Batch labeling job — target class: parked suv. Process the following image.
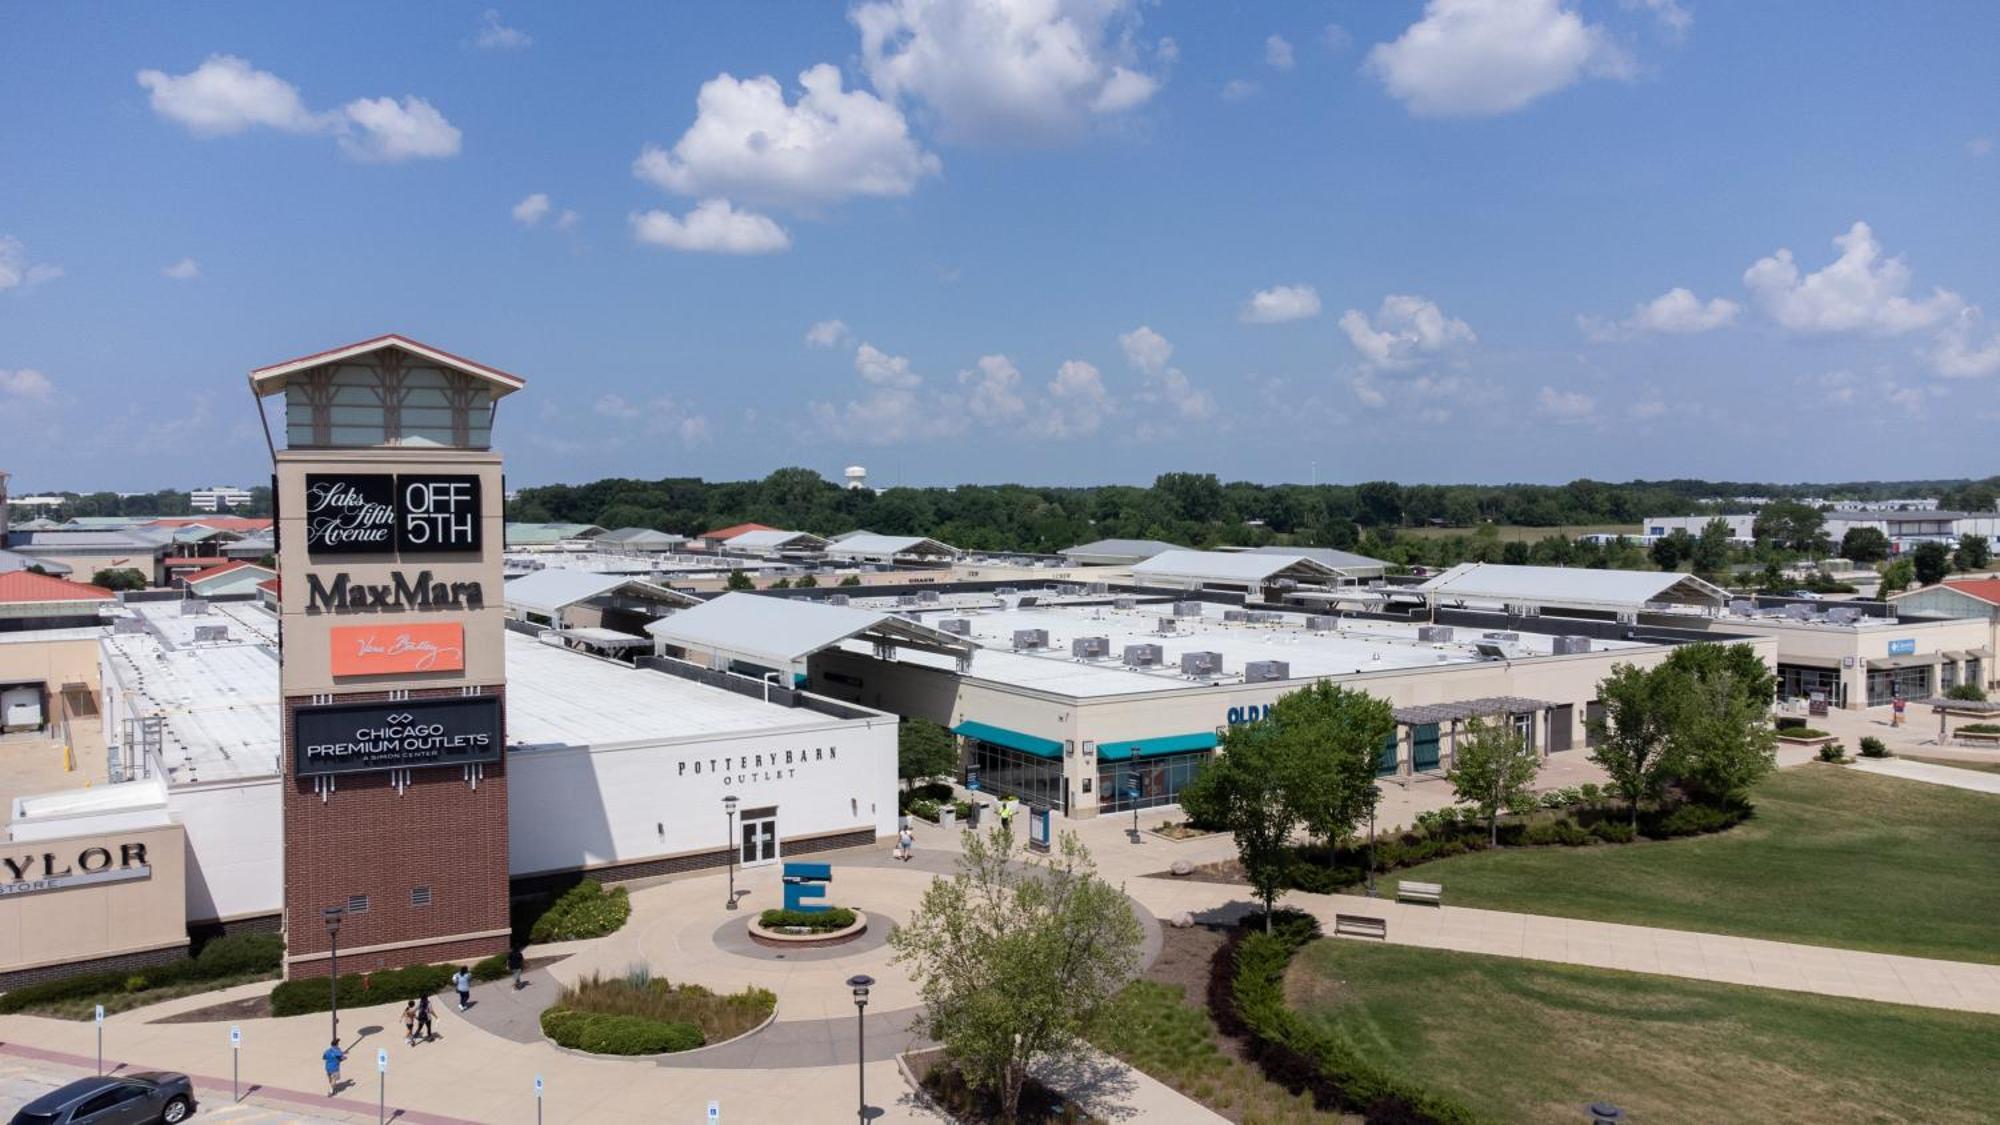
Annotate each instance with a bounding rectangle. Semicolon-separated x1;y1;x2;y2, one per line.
8;1072;196;1125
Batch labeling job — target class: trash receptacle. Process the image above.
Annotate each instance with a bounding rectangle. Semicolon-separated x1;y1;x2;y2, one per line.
967;800;983;829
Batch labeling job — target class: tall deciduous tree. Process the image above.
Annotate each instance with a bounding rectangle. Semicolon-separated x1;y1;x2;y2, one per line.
1690;518;1735;578
1260;681;1394;848
1446;717;1542;844
1587;663;1685;828
1878;557;1915;596
890;829;1142;1120
898;718;958;791
1668;670;1777;803
1912;541;1951;586
1178;721;1300;931
1841;526;1891;564
1955;533;1992;572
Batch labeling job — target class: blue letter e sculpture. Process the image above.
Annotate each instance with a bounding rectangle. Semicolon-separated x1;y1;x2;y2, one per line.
782;862;832;913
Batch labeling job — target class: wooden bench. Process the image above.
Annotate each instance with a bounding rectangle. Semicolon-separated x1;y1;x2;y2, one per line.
1956;730;2000;745
1333;913;1388;939
1396;880;1443;906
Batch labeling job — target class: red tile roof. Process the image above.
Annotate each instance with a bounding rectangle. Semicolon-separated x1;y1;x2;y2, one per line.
149;517;273;532
1942;578;2000;606
256;577;281;595
182;561;262;585
0;571;116;605
699;522;775;541
164;556;232;569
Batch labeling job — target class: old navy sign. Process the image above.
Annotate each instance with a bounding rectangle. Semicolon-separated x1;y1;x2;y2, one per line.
0;842;151;898
306;473;482;556
330;623;466;676
294;696;501;776
1226;704;1274;725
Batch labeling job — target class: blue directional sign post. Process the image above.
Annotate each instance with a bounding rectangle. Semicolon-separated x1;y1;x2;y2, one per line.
1126;771;1142;842
230;1026;241;1102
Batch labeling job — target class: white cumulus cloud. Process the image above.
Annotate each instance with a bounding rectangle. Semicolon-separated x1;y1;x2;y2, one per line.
1339;294;1476;369
594;393;711;444
1118;325;1173;374
1116;325;1213;426
852;0;1165;144
1240;284;1321;324
0;368;54;400
960;355;1029;425
1931;308;2000;379
1580;286;1739;340
1034;359;1114;438
1221;79;1259;102
634;65;938;210
805;319;852;348
855;343;923;389
629;200;791;254
1265;35;1295;71
1743;221;1962;335
1366;0;1632;118
511;193;551;226
0;236;64;291
338;96;462;161
137;56;460;161
472;10;532;50
1535;385;1596;421
162;257;201;281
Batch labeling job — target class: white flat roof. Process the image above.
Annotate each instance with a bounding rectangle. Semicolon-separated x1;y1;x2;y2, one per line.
848;602;1649;699
1419;562;1729;610
1131;550;1339;584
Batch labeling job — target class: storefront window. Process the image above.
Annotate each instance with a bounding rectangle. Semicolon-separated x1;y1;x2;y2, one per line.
1778;664;1844;706
1866;665;1933;706
966;740;1064;811
1097;750;1213;814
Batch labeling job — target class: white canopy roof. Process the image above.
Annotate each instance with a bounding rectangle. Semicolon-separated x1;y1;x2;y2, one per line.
644;592;974;670
823;533;959;559
726;529;830;552
503;569;700;617
1417;562;1728;612
1130;549;1341;585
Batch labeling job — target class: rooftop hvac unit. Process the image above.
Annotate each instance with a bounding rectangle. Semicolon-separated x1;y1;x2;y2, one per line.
1249;610;1282;624
1418;625;1454;642
1274;578;1298;589
1180;651;1223;677
1123;643;1163;667
113;617;146;635
1223;609;1250;622
1784;604;1814;620
939;618;972;635
1012;629;1049;650
1728;599;1753;614
1087;582;1109;594
918;590;941;604
1827;607;1861;624
1113;596;1136;610
826;594;851;606
1071;636;1110;659
896;594;918;606
1244;659;1289;683
996;586;1017;595
1018;595;1040;607
193;624;229;643
1306;615;1339;631
1481;631;1520;642
180;599;210;616
1553;636;1593;655
1173;601;1203;617
1156;618;1178;634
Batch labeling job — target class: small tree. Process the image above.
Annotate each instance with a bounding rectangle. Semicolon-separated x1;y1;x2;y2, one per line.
1178;722;1298;932
838;574;862;587
794;573;819;588
1955;533;1992;572
1259;681;1394;848
1878;557;1915;596
1690;518;1734;578
1912;540;1950;586
1649;531;1688;571
768;577;792;589
898;718;958;790
1588;663;1684;828
1446;717;1541;844
90;567;148;591
891;829;1142;1120
1841;526;1891;565
724;570;755;591
1945;682;1988;702
1667;670;1777;803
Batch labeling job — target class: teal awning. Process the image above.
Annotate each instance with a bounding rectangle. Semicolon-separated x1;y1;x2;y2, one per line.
953;720;1064;759
1096;731;1219;762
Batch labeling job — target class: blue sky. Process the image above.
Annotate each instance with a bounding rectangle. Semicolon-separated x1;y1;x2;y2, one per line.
2;1;1996;492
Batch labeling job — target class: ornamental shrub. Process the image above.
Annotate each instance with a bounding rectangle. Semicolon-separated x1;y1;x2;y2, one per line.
528;880;632;944
758;907;857;932
540;1007;704;1055
192;932;283;977
472;953;512;982
1644;802;1746;839
1858;736;1889;758
1588;820;1636;844
1817;743;1847;763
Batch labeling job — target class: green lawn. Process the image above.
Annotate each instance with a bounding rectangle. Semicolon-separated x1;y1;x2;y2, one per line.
1090;980;1332;1123
1901;754;2000;775
1386;764;2000;962
1287;940;2000;1125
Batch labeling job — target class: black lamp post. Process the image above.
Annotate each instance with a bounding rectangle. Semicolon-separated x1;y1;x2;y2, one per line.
322;905;345;1041
723;794;740;910
847;974;874;1123
1365;784;1382;898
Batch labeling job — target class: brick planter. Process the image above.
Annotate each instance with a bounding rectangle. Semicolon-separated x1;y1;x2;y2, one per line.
747;910;870;949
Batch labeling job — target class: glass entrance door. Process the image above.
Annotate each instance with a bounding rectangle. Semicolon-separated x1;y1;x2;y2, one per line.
739;810;778;866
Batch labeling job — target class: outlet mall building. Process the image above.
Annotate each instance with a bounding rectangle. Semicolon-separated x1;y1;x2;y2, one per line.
0;338;896;987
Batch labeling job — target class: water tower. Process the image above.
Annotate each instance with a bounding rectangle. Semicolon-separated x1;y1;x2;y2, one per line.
844;465;868;491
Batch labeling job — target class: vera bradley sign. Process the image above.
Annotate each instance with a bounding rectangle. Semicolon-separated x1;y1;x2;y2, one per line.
305;473;482;556
330;623;465;676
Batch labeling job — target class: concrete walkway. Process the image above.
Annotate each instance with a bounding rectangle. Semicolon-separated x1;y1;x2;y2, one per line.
1845;756;2000;795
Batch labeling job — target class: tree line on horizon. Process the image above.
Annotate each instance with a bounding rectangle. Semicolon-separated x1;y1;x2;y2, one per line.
505;468;2000;564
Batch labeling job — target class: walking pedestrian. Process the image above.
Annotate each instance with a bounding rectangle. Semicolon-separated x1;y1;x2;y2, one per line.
897;824;914;862
453;965;472;1011
322;1038;347;1096
415;993;435;1042
1892;693;1907;728
997;795;1017;834
508;947;525;991
401;1000;417;1046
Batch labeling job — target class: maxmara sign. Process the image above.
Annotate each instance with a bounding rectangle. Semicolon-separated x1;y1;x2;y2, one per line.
305;473;482;556
294;696;502;776
306;570;486;614
0;841;152;898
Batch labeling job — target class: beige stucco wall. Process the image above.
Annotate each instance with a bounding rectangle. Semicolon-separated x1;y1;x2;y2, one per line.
1718;616;1991;705
0;636;100;696
275;449;506;696
0;822;187;971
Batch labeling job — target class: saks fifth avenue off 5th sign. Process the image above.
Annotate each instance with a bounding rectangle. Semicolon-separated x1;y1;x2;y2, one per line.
294;696;502;776
305;473;483;556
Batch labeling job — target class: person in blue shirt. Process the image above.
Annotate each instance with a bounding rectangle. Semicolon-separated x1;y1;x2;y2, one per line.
323;1038;347;1095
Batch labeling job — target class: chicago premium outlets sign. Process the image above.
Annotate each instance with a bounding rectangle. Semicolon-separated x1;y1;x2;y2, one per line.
0;841;151;898
294;696;502;777
306;473;482;556
679;744;841;789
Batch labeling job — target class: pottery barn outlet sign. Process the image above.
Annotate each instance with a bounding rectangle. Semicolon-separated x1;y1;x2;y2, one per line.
306;473;483;556
293;696;502;776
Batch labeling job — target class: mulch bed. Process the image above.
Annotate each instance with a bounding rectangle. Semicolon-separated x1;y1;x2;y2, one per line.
150;956;567;1024
907;1047;1102;1124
